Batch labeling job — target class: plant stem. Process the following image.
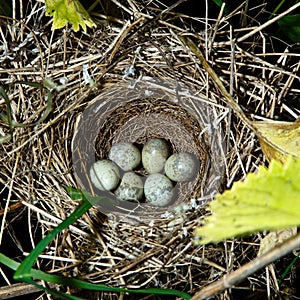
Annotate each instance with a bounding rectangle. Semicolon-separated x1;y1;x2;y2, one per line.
191;232;300;299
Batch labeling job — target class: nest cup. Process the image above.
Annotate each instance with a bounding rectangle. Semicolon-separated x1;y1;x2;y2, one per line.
72;78;224;222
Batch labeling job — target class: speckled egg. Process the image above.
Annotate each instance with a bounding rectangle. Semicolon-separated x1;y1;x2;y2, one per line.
89;159;120;191
114;172;143;202
165;152;199;182
108;142;141;171
142;138;170;174
144;174;174;206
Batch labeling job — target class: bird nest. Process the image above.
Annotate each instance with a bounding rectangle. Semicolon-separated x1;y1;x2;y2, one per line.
72;78;224;222
1;1;300;299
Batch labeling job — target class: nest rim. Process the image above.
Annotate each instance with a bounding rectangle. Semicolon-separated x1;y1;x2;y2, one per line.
71;78;226;223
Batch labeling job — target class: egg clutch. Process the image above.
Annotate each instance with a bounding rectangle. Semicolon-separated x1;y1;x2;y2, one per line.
89;138;200;207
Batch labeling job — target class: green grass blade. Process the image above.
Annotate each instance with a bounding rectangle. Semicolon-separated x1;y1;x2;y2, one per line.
20;277;86;300
1;253;191;299
0;113;29;127
65;186;87;200
0;134;12;143
13;199;92;280
278;252;300;286
268;0;286;20
9;187;192;299
0;253;92;300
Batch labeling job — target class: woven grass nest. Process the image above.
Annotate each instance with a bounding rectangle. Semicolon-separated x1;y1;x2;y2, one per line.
72;78;224;222
1;1;300;299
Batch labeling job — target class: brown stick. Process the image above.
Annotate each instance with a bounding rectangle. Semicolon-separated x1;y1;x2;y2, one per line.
237;2;300;43
178;36;255;131
178;35;288;155
179;35;300;299
0;282;56;299
190;232;300;299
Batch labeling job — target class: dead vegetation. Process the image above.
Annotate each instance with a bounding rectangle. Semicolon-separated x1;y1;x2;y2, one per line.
0;0;299;299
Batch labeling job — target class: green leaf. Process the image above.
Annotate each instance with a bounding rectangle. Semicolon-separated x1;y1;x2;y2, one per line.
210;0;229;15
195;157;300;244
45;0;96;32
66;186;119;209
278;14;300;42
65;186;86;201
211;0;224;7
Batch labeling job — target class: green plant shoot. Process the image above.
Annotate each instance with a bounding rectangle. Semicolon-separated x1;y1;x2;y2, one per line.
45;0;96;32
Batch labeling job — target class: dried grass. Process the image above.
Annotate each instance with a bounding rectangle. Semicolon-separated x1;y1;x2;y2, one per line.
0;0;299;299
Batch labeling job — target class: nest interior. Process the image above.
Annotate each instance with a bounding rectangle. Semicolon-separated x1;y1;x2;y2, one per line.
0;1;300;299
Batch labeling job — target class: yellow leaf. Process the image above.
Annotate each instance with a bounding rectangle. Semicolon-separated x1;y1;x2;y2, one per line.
45;0;96;32
195;157;300;244
253;119;300;163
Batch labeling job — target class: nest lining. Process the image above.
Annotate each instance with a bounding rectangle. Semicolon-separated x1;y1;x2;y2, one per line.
0;1;300;298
